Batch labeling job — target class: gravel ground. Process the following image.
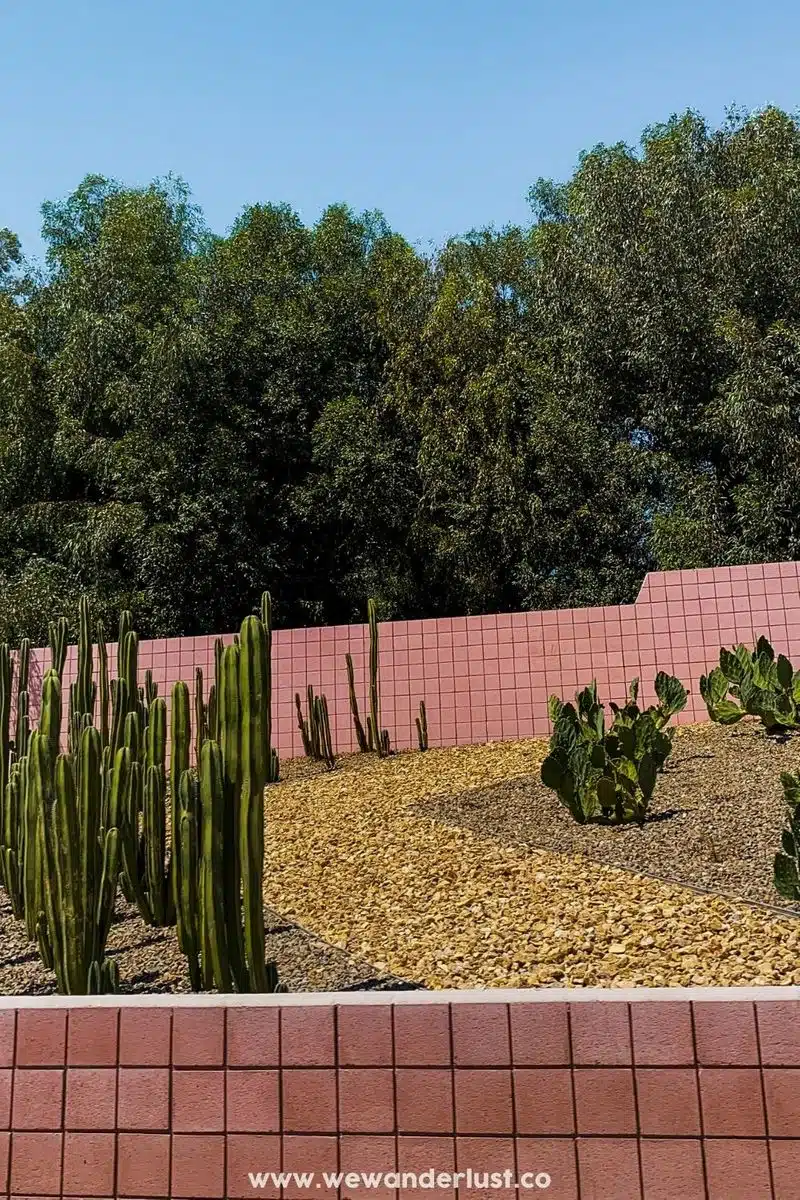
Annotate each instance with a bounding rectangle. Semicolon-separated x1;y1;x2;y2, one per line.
413;719;800;915
260;732;800;989
3;722;800;993
0;891;424;995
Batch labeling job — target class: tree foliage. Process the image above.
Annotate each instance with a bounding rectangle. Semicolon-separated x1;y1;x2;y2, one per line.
2;104;800;641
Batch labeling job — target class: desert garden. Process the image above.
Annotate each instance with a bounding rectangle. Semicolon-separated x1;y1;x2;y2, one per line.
2;587;800;996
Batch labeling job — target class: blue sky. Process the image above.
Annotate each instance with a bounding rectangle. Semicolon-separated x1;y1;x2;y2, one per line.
2;0;799;264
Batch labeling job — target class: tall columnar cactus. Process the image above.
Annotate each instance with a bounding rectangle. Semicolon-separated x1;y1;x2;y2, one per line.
68;596;96;755
174;768;201;989
416;700;429;751
48;617;68;679
32;726;126;994
366;599;391;757
239;615;272;992
170;681;191;940
345;653;369;752
260;592;280;783
194;667;206;768
96;622;110;748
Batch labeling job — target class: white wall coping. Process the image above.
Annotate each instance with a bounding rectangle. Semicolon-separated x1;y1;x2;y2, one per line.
1;986;798;1007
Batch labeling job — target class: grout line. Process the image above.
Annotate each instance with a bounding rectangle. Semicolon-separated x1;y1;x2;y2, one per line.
754;1004;777;1199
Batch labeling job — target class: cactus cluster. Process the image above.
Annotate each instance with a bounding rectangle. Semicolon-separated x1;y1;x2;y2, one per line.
0;590;286;996
295;686;335;769
700;637;800;734
541;674;687;826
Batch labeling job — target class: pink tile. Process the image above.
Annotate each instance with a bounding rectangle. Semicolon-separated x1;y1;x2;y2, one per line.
67;1009;118;1067
451;1005;510;1066
573;1068;636;1135
704;1139;772;1200
569;1004;631;1066
227;1007;280;1067
12;1068;64;1129
635;1068;700;1135
631;1002;695;1065
171;1132;225;1198
340;1135;397;1200
62;1131;115;1196
639;1139;705;1200
509;1004;570;1066
770;1139;800;1200
226;1069;280;1133
513;1069;573;1135
763;1068;800;1135
756;1001;800;1065
396;1069;453;1133
172;1068;225;1132
338;1069;395;1133
283;1134;339;1199
10;1131;63;1195
397;1136;456;1200
282;1069;337;1133
576;1138;641;1200
282;1007;335;1066
693;1002;759;1065
699;1068;765;1136
227;1134;281;1199
455;1136;516;1199
119;1008;172;1066
64;1068;116;1130
118;1067;170;1130
0;1011;14;1067
516;1138;578;1200
454;1070;513;1134
338;1005;393;1066
16;1010;67;1066
172;1008;224;1067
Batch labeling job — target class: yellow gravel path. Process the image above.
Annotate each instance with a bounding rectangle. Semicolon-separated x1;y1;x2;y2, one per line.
264;739;800;988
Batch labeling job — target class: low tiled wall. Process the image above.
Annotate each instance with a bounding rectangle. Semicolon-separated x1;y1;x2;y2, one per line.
0;990;798;1199
16;561;800;758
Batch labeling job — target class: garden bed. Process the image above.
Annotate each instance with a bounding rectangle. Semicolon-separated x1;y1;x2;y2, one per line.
4;721;800;993
413;719;800;915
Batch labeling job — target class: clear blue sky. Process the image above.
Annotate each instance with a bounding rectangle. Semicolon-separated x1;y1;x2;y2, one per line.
3;0;799;265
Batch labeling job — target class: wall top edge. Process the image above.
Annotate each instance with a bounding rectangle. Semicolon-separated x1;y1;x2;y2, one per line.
1;986;799;1008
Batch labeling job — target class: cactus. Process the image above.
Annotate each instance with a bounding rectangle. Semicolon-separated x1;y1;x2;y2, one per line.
175;768;201;989
295;687;335;769
775;771;800;901
541;674;686;826
239;615;272;991
701;636;800;734
367;599;391;757
31;726;125;994
48;617;68;679
345;653;369;752
169;681;191;942
194;667;206;767
416;700;429;751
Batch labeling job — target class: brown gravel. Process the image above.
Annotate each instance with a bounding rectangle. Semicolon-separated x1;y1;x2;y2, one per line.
413;719;800;916
0;891;424;995
4;722;800;993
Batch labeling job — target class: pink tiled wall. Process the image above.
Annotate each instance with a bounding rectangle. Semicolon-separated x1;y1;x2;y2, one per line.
16;561;800;758
0;995;798;1198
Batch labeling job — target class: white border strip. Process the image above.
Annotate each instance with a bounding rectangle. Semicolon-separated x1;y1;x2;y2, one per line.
1;986;799;1008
